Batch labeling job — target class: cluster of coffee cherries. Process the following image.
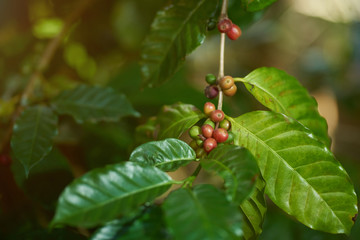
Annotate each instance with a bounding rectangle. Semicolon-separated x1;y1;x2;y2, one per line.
218;18;241;40
204;74;237;99
189;102;234;158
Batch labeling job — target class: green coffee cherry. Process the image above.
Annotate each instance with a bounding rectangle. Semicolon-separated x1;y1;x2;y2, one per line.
189;126;201;139
203;118;215;128
205;74;217;85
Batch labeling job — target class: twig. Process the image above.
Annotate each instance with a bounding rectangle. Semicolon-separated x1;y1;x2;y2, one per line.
0;0;97;154
217;0;228;111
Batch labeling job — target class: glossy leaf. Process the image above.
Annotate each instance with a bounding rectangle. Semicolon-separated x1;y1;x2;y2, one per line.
163;184;243;240
52;85;139;123
51;162;174;228
229;111;358;234
241;0;278;12
11;106;58;176
156;103;205;139
240;177;267;240
141;0;217;87
90;206;168;240
202;145;259;204
237;67;330;147
130;138;195;172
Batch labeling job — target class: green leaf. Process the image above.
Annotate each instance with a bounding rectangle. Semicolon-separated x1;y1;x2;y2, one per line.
130;138;195;172
51;162;174;228
90;205;168;240
240;177;267;240
11;106;58;176
52;85;139;123
156;103;205;139
135;116;157;145
241;0;278;12
202;145;259;204
163;184;243;240
237;67;330;147
229;111;358;234
141;0;218;87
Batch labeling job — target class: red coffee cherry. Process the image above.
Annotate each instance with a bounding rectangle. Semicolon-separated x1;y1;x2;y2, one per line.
219;76;234;90
0;154;12;167
204;85;219;99
219;119;231;130
201;124;214;138
226;24;242;40
217;18;232;33
204;102;216;116
210;109;225;122
203;138;217;153
223;84;237;97
213;128;229;143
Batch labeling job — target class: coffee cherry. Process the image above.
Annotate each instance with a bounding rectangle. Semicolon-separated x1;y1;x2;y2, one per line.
210;109;225;122
196;148;207;158
227;24;242;40
217;18;232;33
205;74;217;85
203;138;217;153
204;85;219;99
219;76;234;90
204;118;215;128
219;119;231;130
201;124;214;138
196;139;204;147
225;132;235;143
189;126;201;139
213;128;228;143
204;102;215;116
0;154;12;167
207;18;217;31
189;140;198;150
223;84;237;97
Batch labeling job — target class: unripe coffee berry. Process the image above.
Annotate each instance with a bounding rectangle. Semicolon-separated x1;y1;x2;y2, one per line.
213;128;229;143
196;148;207;158
189;140;198;150
217;18;232;33
189;126;201;139
219;119;231;130
223;84;237;97
204;85;219;99
225;132;235;143
204;102;216;116
227;24;242;40
210;109;225;122
205;74;217;85
201;124;214;138
219;76;234;90
204;118;215;128
203;138;217;153
207;18;217;31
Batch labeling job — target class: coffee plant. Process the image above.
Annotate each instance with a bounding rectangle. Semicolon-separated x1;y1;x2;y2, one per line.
0;0;359;239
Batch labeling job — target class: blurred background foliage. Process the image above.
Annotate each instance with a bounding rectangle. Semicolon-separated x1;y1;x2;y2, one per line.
0;0;359;239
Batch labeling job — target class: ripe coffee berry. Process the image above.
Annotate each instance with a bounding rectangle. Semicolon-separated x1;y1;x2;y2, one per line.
219;119;231;130
204;85;219;99
227;24;242;40
223;84;237;97
217;18;232;33
205;74;217;85
210;109;225;122
201;124;214;138
219;76;234;90
204;102;216;116
203;138;217;153
213;128;229;143
189;126;201;139
0;155;12;167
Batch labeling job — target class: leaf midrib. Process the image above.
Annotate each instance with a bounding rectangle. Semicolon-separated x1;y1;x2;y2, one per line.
57;178;174;224
230;118;344;228
146;0;207;79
